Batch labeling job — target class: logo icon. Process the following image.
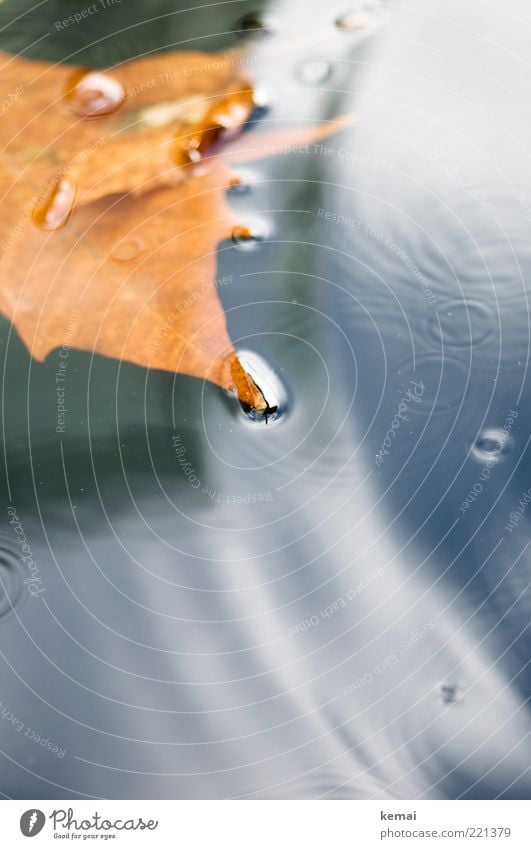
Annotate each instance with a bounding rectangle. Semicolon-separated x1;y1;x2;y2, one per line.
20;810;45;837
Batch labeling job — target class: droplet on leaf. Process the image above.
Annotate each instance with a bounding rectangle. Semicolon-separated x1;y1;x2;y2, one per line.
65;69;126;117
175;86;258;167
110;237;145;262
32;178;76;231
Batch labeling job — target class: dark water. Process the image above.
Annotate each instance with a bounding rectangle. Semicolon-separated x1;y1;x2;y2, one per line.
1;0;530;799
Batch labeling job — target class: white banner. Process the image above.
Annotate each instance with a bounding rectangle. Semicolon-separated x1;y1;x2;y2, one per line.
0;800;528;847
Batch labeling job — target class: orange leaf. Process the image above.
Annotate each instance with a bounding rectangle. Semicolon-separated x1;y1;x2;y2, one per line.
0;49;348;411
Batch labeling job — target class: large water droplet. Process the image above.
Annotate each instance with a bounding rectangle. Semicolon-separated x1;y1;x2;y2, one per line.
296;59;333;85
32;178;76;231
470;428;514;464
236;350;288;425
65;70;126;118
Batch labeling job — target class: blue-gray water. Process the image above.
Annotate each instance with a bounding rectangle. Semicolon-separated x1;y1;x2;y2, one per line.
0;0;530;799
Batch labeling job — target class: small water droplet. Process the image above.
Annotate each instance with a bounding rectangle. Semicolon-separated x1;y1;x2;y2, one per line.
228;171;255;195
236;350;288;425
32;178;76;231
470;428;513;464
250;86;271;114
231;220;268;250
297;59;333;85
110;236;145;262
335;2;385;31
65;69;126;118
335;9;371;30
440;683;463;705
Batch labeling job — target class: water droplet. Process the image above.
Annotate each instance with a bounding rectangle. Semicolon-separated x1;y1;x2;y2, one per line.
335;2;385;31
110;236;145;262
65;69;126;118
250;86;271;115
231;219;268;250
335;9;371;30
32;178;76;231
440;683;463;705
427;299;494;349
470;428;513;464
237;11;274;36
236;350;288;425
297;59;333;85
175;86;259;167
228;171;255;195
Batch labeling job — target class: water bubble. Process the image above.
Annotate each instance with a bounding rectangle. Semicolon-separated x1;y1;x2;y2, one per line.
470;428;513;464
231;220;269;250
32;178;76;231
65;70;126;118
236;350;288;425
110;236;145;262
296;59;333;86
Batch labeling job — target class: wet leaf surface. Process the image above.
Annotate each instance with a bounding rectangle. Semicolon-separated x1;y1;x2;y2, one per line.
0;49;345;410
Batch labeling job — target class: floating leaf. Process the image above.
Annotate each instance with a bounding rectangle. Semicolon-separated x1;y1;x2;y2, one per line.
0;49;348;409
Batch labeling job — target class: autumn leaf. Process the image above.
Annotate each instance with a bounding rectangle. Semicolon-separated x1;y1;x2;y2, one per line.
0;49;348;410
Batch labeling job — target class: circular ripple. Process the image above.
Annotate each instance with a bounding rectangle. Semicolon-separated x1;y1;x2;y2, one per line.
395;353;475;417
427;299;494;349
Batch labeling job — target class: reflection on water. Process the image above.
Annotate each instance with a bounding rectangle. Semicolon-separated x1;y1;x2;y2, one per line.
1;0;531;800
